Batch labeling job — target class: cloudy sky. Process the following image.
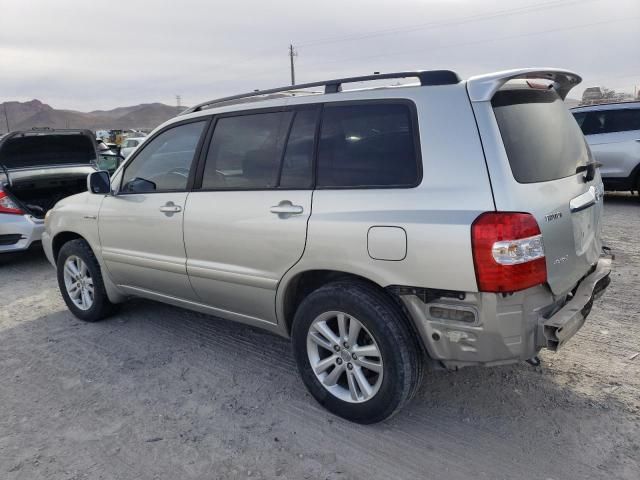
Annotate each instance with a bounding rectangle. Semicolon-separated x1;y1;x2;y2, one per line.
1;0;638;111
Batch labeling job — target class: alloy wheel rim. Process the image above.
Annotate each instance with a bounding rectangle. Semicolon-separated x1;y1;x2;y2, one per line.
307;311;383;403
63;256;94;311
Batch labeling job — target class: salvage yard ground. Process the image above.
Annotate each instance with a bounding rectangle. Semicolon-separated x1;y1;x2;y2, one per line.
1;194;639;480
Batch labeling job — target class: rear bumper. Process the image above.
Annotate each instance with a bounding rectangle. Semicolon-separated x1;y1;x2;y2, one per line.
539;257;611;350
399;256;612;369
0;213;44;253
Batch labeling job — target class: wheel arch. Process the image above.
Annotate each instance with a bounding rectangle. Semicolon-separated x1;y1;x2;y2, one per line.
278;269;427;354
51;230;127;304
52;231;84;262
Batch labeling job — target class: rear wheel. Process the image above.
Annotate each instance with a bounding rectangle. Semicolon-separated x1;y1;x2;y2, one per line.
291;281;423;423
57;239;114;322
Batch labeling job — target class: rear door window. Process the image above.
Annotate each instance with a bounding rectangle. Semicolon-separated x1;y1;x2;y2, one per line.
492;89;590;183
317;103;420;188
201;111;293;189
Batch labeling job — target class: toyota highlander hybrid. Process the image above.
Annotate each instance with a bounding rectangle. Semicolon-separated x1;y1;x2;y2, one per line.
42;68;612;423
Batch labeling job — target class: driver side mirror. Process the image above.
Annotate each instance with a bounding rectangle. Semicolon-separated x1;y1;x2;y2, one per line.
88;171;111;194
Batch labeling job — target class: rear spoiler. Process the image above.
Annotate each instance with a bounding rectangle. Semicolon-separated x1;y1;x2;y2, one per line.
467;68;582;102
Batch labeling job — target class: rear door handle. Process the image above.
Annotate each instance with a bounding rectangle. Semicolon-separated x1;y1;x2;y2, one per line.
159;202;182;214
270;200;303;217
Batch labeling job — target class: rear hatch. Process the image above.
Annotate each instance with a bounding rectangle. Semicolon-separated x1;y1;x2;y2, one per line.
0;129;97;175
0;130;98;217
486;85;603;295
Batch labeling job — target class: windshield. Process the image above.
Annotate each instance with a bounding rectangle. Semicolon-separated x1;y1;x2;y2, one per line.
0;133;97;168
492;89;590;184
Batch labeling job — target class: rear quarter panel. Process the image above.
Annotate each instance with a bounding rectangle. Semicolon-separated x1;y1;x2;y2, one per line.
277;84;495;321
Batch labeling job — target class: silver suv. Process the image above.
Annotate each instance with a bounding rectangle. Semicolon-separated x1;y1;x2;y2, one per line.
43;68;612;423
571;101;640;193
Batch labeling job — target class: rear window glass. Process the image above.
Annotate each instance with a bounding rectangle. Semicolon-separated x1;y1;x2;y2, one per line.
0;133;96;168
492;89;590;183
317;103;420;188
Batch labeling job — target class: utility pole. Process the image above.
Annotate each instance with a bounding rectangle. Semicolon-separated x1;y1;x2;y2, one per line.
176;94;182;114
3;103;10;133
289;44;297;86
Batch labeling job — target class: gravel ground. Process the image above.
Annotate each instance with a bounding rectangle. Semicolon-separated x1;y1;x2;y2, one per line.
0;194;639;480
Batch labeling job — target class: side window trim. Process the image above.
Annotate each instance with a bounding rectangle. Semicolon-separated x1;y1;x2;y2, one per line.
315;99;422;190
193;105;320;192
275;110;298;188
117;117;211;195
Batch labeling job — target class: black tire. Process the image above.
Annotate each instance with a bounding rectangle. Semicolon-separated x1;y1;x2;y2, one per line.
56;239;115;322
291;281;423;424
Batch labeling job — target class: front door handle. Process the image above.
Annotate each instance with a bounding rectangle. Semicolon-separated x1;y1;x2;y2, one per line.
270;200;303;217
159;201;182;214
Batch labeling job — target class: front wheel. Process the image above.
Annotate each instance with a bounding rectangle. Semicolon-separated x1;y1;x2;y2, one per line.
56;239;115;322
291;281;423;424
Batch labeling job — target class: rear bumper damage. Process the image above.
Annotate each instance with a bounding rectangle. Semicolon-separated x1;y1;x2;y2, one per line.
398;255;612;369
540;257;611;350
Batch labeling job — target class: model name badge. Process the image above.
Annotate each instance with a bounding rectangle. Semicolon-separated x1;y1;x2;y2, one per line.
545;212;563;222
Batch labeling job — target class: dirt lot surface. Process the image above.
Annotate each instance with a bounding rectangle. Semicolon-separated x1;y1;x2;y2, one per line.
1;194;639;480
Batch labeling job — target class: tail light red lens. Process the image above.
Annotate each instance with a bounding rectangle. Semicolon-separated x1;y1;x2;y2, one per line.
471;212;547;292
0;189;24;215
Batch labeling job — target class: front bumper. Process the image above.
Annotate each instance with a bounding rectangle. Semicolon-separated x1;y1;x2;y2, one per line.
399;256;612;369
42;231;55;266
0;213;45;253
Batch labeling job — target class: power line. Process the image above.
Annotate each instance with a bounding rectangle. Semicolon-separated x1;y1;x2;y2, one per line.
189;0;600;87
295;0;599;48
298;15;639;70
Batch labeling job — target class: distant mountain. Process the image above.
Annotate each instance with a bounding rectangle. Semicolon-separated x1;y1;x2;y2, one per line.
0;99;183;133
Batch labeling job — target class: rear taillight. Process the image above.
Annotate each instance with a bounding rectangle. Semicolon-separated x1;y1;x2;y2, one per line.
471;212;547;292
0;189;24;215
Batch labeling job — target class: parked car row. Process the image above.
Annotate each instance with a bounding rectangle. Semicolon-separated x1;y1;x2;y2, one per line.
40;68;612;423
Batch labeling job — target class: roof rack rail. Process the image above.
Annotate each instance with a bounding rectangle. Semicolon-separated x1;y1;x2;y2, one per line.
181;69;460;115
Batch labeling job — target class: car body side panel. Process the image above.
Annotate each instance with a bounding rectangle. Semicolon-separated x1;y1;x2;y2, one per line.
585;130;640;179
276;84;495;326
43;191;128;303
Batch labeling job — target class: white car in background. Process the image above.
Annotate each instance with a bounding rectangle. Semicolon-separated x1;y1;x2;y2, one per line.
120;137;147;159
572;101;640;193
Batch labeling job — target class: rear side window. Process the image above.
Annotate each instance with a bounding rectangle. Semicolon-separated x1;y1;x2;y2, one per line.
317;103;420;188
492;89;590;184
202;111;293;189
574;108;640;135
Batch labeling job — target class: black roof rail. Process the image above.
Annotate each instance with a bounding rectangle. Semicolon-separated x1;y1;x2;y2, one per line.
181;69;460;115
